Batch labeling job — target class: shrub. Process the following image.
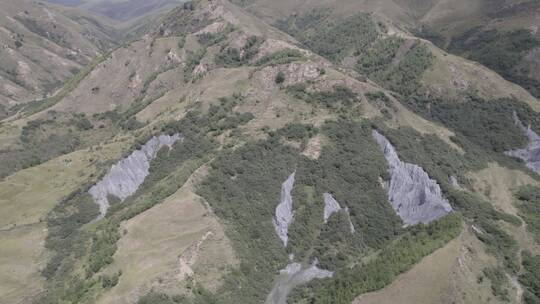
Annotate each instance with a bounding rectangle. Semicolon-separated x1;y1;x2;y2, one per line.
286;84;361;111
255;49;304;66
184;48;207;80
275;71;285;84
214;35;264;67
197;25;233;47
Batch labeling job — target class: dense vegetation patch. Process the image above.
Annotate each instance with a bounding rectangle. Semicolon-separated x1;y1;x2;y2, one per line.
412;25;446;48
449;27;538;68
286;118;520;303
190;120;463;303
405;22;540;99
275;9;434;98
520;251;540;304
275;10;380;62
481;267;511;302
357;40;434;97
515;185;540;243
137;286;218;304
197;25;234;47
255;49;305;66
214;35;264;67
288;214;462;303
198;134;299;303
285;84;361;112
356;37;404;75
228;0;256;6
288;121;401;266
275;123;318;149
449;28;540;98
42;189;99;280
476;220;519;272
0;111;119;179
402;94;540;156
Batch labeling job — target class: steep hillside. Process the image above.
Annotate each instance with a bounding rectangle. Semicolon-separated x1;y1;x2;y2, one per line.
415;0;540;99
47;0;186;22
238;0;540;99
1;1;540;304
82;0;185;22
0;0;119;113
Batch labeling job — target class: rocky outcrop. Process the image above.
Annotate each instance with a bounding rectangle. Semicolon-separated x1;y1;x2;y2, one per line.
323;193;342;223
266;261;333;304
372;130;453;225
504;112;540;175
273;172;295;247
255;62;322;92
89;134;183;218
323;193;355;233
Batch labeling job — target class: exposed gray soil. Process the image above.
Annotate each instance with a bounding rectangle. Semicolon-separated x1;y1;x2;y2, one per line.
372;130;453;225
505;111;540;175
265;262;333;304
273;172;296;247
89;134;183;217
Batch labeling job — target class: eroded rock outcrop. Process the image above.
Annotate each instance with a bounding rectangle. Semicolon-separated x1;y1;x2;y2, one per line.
268;179;335;304
504;112;540;175
89;134;183;217
323;193;355;233
323;193;342;223
344;207;356;233
266;261;333;304
273;172;295;247
372;130;453;225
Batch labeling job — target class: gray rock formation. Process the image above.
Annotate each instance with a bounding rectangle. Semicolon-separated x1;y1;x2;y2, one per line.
273;172;296;247
372;130;453;225
505;112;540;175
266;261;333;304
323;193;355;233
323;193;342;223
89;134;183;218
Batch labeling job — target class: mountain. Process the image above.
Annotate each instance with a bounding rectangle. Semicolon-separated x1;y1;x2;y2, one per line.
237;0;540;98
1;1;540;304
46;0;187;23
0;0;119;115
82;0;185;22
